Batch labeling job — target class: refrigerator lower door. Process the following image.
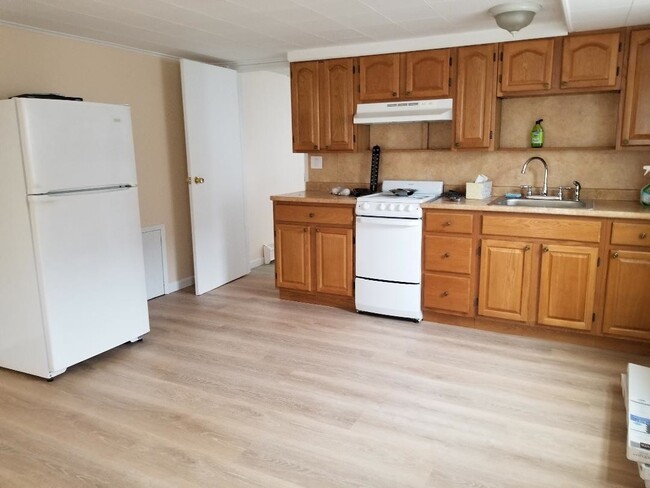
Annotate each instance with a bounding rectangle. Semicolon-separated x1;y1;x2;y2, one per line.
28;187;150;373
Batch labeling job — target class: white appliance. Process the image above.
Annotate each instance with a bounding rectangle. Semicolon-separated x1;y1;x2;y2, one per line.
355;180;444;321
353;99;453;124
0;98;150;379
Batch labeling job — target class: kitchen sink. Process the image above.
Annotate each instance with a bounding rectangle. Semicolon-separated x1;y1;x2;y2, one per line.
489;196;591;209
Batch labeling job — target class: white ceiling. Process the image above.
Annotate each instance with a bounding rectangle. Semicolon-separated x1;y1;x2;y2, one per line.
0;0;648;70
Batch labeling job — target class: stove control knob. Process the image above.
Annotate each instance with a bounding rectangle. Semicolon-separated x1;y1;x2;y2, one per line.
378;203;386;210
397;204;405;211
407;204;416;212
360;202;370;211
388;203;396;211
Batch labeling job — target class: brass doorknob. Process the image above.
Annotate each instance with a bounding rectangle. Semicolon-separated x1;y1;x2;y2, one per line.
194;176;205;184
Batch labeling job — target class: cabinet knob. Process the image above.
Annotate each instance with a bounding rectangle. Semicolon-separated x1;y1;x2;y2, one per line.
443;221;452;227
406;91;412;96
392;92;397;97
442;252;450;258
524;245;530;251
441;291;449;297
640;232;647;240
612;252;619;259
561;80;568;87
325;145;330;149
544;82;550;88
454;142;460;147
309;213;315;218
316;228;320;233
623;139;629;145
313;145;318;149
543;247;549;253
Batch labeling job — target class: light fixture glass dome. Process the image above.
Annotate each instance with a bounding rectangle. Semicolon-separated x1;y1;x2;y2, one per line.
488;2;542;34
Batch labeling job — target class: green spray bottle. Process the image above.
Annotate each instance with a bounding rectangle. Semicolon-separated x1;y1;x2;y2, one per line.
531;119;544;148
642;165;650;206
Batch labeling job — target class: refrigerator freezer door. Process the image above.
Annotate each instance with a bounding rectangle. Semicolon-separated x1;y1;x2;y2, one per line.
17;98;138;194
28;187;150;373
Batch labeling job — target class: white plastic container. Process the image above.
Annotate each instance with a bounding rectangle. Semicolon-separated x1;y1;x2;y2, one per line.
466;180;492;200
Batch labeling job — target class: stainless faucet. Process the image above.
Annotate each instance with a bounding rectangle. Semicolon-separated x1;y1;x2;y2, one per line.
521;156;549;196
573;180;581;202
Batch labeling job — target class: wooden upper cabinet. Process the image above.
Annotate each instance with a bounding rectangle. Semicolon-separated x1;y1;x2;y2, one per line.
290;61;320;151
359;54;400;102
454;44;497;149
359;49;451;102
319;58;355;151
403;49;451;99
561;32;621;89
621;29;650;147
500;39;554;93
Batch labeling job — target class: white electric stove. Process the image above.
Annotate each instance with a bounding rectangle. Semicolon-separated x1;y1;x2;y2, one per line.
355;180;444;321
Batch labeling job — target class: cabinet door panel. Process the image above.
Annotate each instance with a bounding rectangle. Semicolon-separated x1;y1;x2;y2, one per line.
603;250;650;340
621;29;650;146
320;58;355;151
454;44;496;149
291;62;320;152
500;39;554;93
478;239;532;322
538;244;598;330
403;49;450;99
315;227;353;296
359;54;400;102
561;32;620;89
275;224;311;291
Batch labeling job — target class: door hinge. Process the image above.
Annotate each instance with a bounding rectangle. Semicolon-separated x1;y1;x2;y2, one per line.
493;52;496;62
498;74;502;83
353;134;356;143
597;257;601;267
477;246;482;256
449;57;453;66
619;42;623;52
500;52;503;62
357;85;360;93
353;236;356;245
352;65;356;74
489;130;493;140
592;313;596;322
616;66;620;77
474;297;479;306
448;78;452;87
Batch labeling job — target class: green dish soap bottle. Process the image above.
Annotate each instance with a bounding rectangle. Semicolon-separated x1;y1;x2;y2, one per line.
531;119;544;148
642;165;650;206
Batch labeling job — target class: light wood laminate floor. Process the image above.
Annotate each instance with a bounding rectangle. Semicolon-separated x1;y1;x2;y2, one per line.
1;265;649;487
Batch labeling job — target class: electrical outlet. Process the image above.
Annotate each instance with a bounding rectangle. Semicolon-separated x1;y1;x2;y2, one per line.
310;156;323;169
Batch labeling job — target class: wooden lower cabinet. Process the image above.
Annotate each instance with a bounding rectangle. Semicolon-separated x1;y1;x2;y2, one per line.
423;273;472;315
275;223;311;291
538;244;598;330
274;203;354;307
603;250;650;340
478;239;533;322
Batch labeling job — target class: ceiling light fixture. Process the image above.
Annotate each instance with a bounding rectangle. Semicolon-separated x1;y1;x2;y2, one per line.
488;2;542;35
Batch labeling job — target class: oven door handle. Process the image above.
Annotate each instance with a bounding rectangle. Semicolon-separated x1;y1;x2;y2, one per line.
356;216;421;227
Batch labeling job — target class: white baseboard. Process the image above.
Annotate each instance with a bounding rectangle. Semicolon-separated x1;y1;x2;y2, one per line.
166;276;195;293
249;257;264;268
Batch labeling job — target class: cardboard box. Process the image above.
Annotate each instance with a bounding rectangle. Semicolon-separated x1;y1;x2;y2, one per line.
627;364;650;464
465;180;492;200
621;373;650;482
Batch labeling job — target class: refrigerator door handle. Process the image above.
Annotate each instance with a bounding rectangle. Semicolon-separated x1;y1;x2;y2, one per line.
28;185;134;199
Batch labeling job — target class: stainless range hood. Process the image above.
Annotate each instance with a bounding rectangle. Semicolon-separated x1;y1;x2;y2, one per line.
353;98;453;124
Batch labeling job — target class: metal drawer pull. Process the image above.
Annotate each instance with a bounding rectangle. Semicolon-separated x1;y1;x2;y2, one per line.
442;252;450;258
524;245;530;251
441;291;449;297
543;247;549;252
309;213;315;218
612;252;619;259
640;232;647;240
443;221;452;227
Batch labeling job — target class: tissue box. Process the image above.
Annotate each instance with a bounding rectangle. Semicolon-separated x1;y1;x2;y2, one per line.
465;180;492;200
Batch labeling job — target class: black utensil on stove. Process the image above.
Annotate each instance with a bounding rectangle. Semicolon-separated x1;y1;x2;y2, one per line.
369;145;380;193
390;188;416;197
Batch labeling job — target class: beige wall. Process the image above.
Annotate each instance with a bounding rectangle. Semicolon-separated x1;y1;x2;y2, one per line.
0;24;193;286
308;93;650;200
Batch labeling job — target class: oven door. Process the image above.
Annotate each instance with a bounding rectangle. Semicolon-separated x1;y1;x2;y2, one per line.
355;215;422;284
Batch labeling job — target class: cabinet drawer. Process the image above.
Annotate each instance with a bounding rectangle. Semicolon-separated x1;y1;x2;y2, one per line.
275;204;353;225
482;215;601;243
611;222;650;247
425;212;474;234
423;273;472;315
424;235;473;274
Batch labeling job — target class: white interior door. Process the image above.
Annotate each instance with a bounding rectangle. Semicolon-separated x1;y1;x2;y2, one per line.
180;59;250;295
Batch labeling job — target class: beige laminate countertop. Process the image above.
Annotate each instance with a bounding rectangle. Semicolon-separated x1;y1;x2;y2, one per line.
271;191;650;219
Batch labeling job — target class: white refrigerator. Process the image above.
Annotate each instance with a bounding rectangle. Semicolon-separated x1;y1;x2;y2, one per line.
0;98;150;380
